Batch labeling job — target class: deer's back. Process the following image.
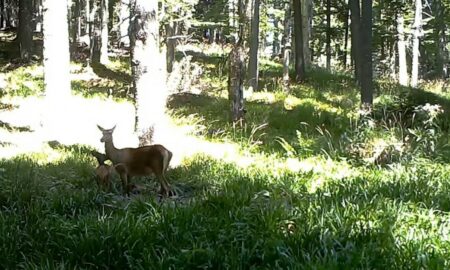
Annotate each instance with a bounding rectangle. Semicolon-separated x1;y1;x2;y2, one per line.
118;144;170;176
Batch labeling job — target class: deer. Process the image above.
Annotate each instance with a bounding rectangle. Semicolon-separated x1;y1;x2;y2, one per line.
97;125;173;197
91;150;113;191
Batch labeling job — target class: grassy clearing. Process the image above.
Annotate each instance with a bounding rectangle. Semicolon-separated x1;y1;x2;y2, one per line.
1;46;450;268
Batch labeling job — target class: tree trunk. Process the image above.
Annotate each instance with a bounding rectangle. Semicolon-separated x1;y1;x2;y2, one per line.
247;0;260;92
100;0;109;65
18;0;33;60
165;21;176;73
228;0;238;42
349;0;361;84
282;0;292;92
360;0;373;107
228;0;246;123
293;0;305;82
228;44;245;123
397;12;408;86
343;2;349;68
326;0;331;70
301;0;311;69
119;0;129;47
43;0;71;98
272;17;279;57
411;0;422;88
85;0;91;63
130;0;167;145
433;0;446;79
0;0;4;29
70;0;81;44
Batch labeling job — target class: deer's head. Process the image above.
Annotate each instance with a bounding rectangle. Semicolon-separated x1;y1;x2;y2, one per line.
97;125;116;143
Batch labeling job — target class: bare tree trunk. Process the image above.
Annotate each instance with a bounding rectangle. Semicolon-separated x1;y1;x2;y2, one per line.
293;0;305;82
165;21;176;73
343;1;350;68
247;0;260;92
301;0;311;69
0;0;5;29
18;0;33;60
43;0;71;99
85;0;91;65
70;0;81;44
282;0;292;92
349;0;362;84
411;0;422;88
89;0;99;65
433;0;446;79
228;0;238;42
228;0;246;123
119;0;129;47
130;0;167;145
397;12;408;86
360;0;373;107
272;17;279;56
389;41;396;80
229;44;245;123
100;0;109;65
326;0;331;70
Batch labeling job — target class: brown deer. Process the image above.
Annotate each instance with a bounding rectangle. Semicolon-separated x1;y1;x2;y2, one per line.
91;150;113;191
97;125;173;196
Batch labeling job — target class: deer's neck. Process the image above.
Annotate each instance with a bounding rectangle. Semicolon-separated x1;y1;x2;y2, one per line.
104;140;122;164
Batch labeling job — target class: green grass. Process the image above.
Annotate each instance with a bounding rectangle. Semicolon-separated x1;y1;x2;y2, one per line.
2;45;450;268
1;149;450;268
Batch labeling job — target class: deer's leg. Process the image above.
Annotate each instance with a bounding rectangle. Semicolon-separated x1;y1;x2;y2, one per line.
115;164;130;195
155;172;170;197
106;175;111;192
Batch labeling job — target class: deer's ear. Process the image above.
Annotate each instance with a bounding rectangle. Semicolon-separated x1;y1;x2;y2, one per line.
111;125;116;132
97;125;105;132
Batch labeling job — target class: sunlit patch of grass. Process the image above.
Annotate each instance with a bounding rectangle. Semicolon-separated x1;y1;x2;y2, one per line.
2;64;44;97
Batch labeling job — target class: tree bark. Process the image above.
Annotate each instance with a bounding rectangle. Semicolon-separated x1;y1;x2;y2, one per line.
43;0;71;99
228;44;245;123
247;0;260;92
349;0;361;84
282;0;292;92
100;0;109;65
85;0;91;65
397;12;408;86
165;21;176;73
228;0;238;42
69;0;80;44
18;0;33;60
433;0;446;79
326;0;331;70
272;17;279;57
293;0;305;82
301;0;311;69
0;0;4;29
360;0;373;107
228;0;246;123
411;0;422;88
119;0;130;47
130;0;167;145
343;2;350;68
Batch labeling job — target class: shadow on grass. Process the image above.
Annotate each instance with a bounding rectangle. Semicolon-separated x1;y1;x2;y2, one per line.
0;120;33;132
168;90;353;155
91;62;132;84
0;31;43;72
0;153;449;268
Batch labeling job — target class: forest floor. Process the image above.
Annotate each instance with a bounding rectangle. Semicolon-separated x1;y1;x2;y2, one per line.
1;42;450;268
